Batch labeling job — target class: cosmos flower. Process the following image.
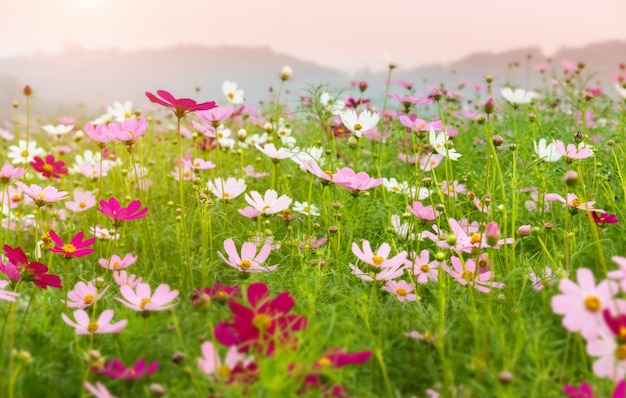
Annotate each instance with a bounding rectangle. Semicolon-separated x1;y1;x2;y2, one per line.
429;128;461;161
222;81;245;104
13;182;68;207
98;253;137;270
7;140;45;164
244;189;292;215
0;163;26;185
0;280;19;302
441;256;504;293
500;87;539;106
533;138;562;162
339;109;380;138
49;230;95;259
65;191;97;212
1;245;62;289
207;177;246;201
97;197;148;226
145;89;216;119
61;309;127;335
218;238;278;274
103;358;159;380
64;280;108;309
382;280;419;302
117;283;179;312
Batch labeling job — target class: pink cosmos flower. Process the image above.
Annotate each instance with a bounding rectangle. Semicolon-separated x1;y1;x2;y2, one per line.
332;167;382;194
564;380;626;398
0;280;19;302
238;206;261;219
382;280;420;302
441;256;504;293
348;263;405;283
117;283;179;312
84;381;116;398
65;191;97;212
14;181;68;207
103;358;159;379
97;197;148;226
84;123;114;145
256;143;292;163
64;280;108;309
404;330;437;344
551;268;622;341
207;177;247;201
99;253;137;270
529;267;558;291
440;180;466;198
146;89;216;119
407;250;439;283
587;332;626;381
198;341;253;377
61;309;127;335
49;230;96;259
398;114;443;135
524;191;550;213
196;105;236;128
351;240;407;269
170;163;195;181
182;158;216;171
218;238;278;274
561;60;578;72
407;201;440;222
0;163;26;185
554;140;594;161
113;270;142;289
108;118;148;147
244;189;292;215
301;161;334;184
607;256;626;293
243;165;269;179
545;193;604;213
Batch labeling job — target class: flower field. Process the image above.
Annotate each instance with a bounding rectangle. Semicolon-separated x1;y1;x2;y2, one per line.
1;61;626;397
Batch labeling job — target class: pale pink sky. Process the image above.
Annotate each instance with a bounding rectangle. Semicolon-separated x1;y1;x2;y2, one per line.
1;0;624;72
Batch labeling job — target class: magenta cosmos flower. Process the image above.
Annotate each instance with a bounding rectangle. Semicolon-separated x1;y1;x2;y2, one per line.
218;238;278;274
102;358;159;379
564;380;626;398
30;154;68;179
146;89;216;119
97;197;148;226
1;245;62;289
214;282;307;355
117;282;178;312
551;267;623;341
61;309;127;335
49;230;96;259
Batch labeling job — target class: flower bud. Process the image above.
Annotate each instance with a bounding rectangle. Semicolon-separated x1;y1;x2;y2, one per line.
280;66;293;81
172;352;185;364
544;222;553;231
517;225;532;236
422;177;432;187
12;101;19;109
149;384;166;396
498;371;514;384
485;75;494;83
23;85;33;96
528;112;536;122
348;136;358;148
431;88;443;101
564;170;578;186
358;80;368;92
485;222;501;246
475;114;486;124
573;131;584;143
328;226;338;234
492;135;504;147
445;234;457;246
237;129;247;141
435;252;446;262
483;97;495;114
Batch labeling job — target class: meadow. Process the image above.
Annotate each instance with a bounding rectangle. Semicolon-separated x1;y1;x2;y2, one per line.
1;60;626;398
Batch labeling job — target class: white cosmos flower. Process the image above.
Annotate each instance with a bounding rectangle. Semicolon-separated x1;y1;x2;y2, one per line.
533;138;562;162
293;201;320;216
222;81;245;104
501;87;539;106
320;92;345;115
339;109;379;138
382;178;408;194
7;140;45;164
288;146;326;170
43;124;74;138
107;101;134;122
429;128;461;161
615;83;626;100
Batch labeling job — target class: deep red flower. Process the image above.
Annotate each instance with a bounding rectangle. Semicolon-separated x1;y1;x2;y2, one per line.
344;97;370;109
214;282;307;355
314;348;372;368
588;211;618;227
193;283;240;304
48;230;95;259
30;154;68;179
97;197;148;226
145;90;217;119
1;245;62;289
102;358;158;379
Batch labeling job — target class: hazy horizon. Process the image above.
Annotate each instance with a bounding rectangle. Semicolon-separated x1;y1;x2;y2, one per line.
1;0;624;73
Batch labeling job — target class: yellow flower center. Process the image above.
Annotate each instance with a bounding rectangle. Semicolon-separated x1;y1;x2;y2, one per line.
417;122;426;130
43;164;54;173
112;261;120;269
227;92;234;100
87;322;99;332
38;193;46;200
620;327;626;339
12;194;21;202
571;198;583;207
462;270;474;282
317;357;332;367
140;298;152;309
372;255;384;266
392;186;400;191
62;244;77;254
223;192;230;198
323;171;333;180
79;201;86;208
20;150;29;158
616;344;626;360
218;364;231;378
470;233;481;244
420;264;430;272
252;313;272;330
261;205;271;212
217;291;229;298
353;123;362;131
396;288;407;296
83;294;94;305
448;186;455;192
584;295;601;312
239;260;252;270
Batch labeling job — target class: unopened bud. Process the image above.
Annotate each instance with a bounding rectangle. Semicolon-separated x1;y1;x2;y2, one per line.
237;129;247;141
431;88;443;101
23;85;33;96
492;135;504;147
573;131;584;143
280;65;293;81
564;170;578;186
528;112;536;122
475;114;486;124
485;75;494;83
518;225;532;236
328;226;338;234
148;384;166;396
544;222;553;230
348;136;358;148
172;352;185;364
498;371;514;384
422;177;432;187
484;98;495;114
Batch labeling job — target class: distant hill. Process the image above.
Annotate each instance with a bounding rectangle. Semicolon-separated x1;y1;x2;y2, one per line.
0;41;624;120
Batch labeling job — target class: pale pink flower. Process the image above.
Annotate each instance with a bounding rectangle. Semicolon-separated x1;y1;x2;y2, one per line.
238;206;261;219
0;163;26;184
90;225;120;240
207;177;246;201
348;263;404;283
113;270;142;289
551;268;622;341
561;60;578;72
99;254;137;270
65;191;97;212
440;180;466;198
607;256;626;293
441;256;504;293
84;123;114;145
407;201;440;222
404;330;437;344
351;240;407;269
407;250;439;283
198;341;252;377
196;105;236;128
524;191;550;213
419;153;443;171
84;381;116;398
171;163;195;181
256;143;292;163
217;238;278;273
529;267;558;291
244;189;292;215
554;140;594;161
301;161;334;184
182;158;216;171
61;309;127;335
587;332;626;381
333;167;382;193
117;283;179;312
383;280;419;302
14;182;68;207
0;280;19;302
64;281;108;309
243;165;268;179
107;118;148;147
545;193;604;213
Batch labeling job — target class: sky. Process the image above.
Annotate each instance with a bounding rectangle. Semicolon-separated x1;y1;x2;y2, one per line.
1;0;624;73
